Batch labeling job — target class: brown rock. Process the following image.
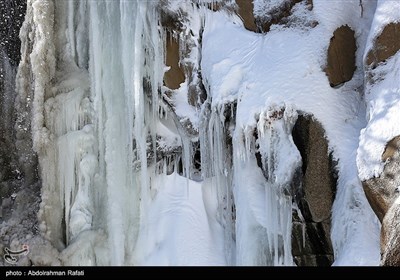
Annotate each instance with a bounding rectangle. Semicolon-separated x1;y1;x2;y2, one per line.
255;0;305;33
325;25;356;87
381;205;400;266
362;136;400;265
363;22;400;266
362;136;400;222
164;31;185;90
292;116;337;223
367;23;400;67
291;115;337;266
382;136;400;161
235;0;257;32
362;180;392;222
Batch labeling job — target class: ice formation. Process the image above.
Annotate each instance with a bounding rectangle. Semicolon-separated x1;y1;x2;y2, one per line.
3;0;390;266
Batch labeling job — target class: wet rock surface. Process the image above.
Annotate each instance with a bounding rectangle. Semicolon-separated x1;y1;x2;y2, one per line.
291;115;337;266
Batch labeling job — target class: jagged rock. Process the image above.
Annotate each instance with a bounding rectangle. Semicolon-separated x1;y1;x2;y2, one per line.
366;23;400;67
291;115;337;266
325;25;356;87
362;136;400;265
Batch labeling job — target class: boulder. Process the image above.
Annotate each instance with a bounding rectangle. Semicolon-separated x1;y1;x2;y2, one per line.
325;25;356;87
362;136;400;265
291;115;337;266
366;23;400;67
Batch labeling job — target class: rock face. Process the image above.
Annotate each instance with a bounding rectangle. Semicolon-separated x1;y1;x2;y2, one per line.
0;0;26;182
235;0;257;32
0;0;26;65
291;115;337;266
363;136;400;266
361;20;400;266
164;32;185;90
362;137;400;222
236;0;313;33
381;204;400;266
366;23;400;67
160;8;185;90
325;25;356;87
0;0;28;202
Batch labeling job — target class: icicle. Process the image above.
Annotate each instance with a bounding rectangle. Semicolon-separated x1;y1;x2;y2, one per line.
200;102;236;264
88;0;161;265
67;0;76;63
233;106;301;266
182;137;192;197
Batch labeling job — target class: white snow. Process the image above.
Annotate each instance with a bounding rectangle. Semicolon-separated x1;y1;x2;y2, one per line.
253;0;290;19
233;107;300;265
133;172;225;265
357;0;400;181
365;0;400;57
171;81;200;131
358;52;400;180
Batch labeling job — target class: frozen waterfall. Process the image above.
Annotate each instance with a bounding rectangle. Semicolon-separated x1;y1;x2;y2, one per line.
17;0;165;265
9;0;380;266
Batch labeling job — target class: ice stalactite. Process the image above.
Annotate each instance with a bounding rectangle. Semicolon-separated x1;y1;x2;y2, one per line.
82;0;163;265
15;0;96;254
89;1;137;265
16;0;60;249
233;106;301;265
199;102;236;264
199;94;301;265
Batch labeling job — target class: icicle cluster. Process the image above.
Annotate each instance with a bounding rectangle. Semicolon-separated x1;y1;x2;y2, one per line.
233;106;301;265
17;0;164;265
